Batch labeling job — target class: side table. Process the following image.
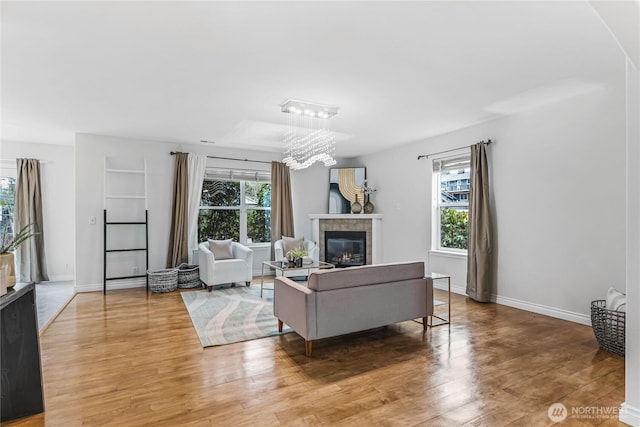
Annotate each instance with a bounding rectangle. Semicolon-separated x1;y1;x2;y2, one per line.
428;272;451;327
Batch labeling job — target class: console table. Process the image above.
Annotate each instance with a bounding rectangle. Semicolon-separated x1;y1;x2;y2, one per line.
1;282;45;422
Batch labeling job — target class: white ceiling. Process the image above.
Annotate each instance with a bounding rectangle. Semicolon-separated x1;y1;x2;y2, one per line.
0;1;625;158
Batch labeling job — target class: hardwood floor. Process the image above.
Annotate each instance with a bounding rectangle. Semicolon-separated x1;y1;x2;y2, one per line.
6;285;625;426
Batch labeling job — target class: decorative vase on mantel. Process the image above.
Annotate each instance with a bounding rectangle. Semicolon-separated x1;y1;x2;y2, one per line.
351;194;362;214
0;252;17;288
363;194;375;214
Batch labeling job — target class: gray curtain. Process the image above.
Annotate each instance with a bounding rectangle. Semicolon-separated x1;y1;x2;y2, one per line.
15;158;49;283
167;152;189;268
466;143;492;302
270;162;294;260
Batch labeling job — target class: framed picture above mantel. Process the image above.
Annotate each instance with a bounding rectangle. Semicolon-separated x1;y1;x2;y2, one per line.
328;167;365;214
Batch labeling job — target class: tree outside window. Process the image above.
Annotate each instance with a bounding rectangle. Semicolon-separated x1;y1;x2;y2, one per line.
199;179;271;245
0;177;16;239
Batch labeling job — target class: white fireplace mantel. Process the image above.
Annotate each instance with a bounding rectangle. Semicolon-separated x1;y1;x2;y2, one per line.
309;214;383;264
309;214;383;220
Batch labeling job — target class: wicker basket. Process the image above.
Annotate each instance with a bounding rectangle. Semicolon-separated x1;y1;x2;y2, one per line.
177;263;201;289
591;300;625;356
147;268;178;293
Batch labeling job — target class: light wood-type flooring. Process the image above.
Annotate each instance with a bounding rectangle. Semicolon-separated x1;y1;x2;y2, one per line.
6;284;625;426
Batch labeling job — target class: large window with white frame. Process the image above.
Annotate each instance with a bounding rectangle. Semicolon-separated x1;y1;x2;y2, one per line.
433;155;470;252
198;169;271;246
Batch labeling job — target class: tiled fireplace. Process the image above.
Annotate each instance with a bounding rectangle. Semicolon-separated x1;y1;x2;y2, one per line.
309;214;383;265
325;230;366;267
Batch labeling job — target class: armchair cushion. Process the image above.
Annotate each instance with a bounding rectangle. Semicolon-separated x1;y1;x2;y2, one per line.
208;239;234;260
281;236;304;254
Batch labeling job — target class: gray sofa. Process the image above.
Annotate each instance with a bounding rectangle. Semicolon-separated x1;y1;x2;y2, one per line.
274;261;433;356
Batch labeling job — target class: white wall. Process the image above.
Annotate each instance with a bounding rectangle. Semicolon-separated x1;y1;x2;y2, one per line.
0;141;75;281
358;68;627;324
75;134;281;292
623;58;640;427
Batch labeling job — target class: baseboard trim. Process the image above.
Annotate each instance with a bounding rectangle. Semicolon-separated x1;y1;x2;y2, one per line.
47;274;74;282
432;282;591;326
75;279;146;293
620;402;640;426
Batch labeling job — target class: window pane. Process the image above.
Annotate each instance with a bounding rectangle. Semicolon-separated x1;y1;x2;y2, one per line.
247;209;271;243
440;169;470;203
198;209;240;241
0;177;15;237
440;207;468;250
244;182;271;208
201;180;240;207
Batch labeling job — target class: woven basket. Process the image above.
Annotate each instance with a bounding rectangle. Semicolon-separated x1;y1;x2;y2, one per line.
177;263;201;289
591;300;625;356
147;268;178;293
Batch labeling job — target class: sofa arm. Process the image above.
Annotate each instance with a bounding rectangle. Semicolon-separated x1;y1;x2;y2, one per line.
274;277;316;340
232;242;253;262
425;276;434;316
198;243;215;286
274;240;285;261
306;241;319;263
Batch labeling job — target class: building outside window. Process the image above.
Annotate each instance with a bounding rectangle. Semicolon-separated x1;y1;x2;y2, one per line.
433;155;470;251
198;172;271;246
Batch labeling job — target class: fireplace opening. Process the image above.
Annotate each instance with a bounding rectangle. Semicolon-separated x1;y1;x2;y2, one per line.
325;231;366;268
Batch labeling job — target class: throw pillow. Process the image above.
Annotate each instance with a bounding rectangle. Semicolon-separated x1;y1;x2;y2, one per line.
208;239;234;260
605;287;626;312
282;235;304;254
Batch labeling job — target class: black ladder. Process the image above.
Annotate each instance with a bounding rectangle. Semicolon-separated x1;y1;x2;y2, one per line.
102;157;149;294
103;209;149;294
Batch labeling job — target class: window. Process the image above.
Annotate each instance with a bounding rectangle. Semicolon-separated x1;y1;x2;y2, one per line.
433;156;470;251
0;177;15;240
198;174;271;246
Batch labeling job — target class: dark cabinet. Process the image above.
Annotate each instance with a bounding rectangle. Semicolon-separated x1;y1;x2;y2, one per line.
1;282;45;422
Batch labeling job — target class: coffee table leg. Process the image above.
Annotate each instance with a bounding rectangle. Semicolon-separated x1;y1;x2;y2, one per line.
260;263;265;298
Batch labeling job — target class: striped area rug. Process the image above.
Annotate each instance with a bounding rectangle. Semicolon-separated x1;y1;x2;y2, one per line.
181;285;291;348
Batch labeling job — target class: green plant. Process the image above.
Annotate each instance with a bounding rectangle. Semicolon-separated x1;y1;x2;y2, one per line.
286;247;308;260
440;208;468;250
1;222;39;254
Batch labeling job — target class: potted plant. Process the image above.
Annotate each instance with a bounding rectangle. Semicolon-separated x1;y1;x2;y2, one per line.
1;222;39;289
287;247;308;268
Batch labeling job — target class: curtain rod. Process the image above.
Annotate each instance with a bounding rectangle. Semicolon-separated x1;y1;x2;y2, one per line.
0;158;51;164
416;139;492;160
169;152;272;165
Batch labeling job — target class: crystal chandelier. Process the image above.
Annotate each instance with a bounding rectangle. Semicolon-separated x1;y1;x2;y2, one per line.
281;99;338;170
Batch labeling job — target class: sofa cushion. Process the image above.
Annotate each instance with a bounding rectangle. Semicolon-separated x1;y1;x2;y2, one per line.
308;261;425;292
208;239;234;260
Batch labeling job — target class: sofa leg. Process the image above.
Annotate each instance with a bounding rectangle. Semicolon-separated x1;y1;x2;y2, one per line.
422;317;428;330
278;319;283;333
207;286;213;292
305;340;313;357
246;281;251;287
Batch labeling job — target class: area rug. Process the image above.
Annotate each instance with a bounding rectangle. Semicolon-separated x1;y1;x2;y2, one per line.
181;285;290;348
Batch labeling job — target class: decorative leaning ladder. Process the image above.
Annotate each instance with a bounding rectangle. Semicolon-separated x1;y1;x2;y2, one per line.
103;158;149;294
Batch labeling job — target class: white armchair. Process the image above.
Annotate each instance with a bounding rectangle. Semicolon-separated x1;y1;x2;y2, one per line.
198;241;253;291
273;238;319;278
